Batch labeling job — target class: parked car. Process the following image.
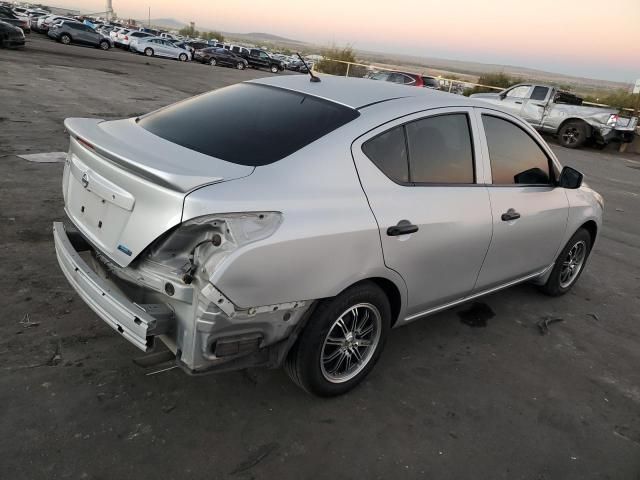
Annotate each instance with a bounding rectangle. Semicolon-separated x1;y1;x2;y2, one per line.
183;40;208;54
241;48;285;73
48;21;112;50
54;75;602;396
194;47;248;69
123;30;153;50
0;6;29;32
38;14;74;33
28;10;48;31
229;44;250;56
136;37;191;61
113;28;131;47
369;71;439;88
0;19;25;47
471;83;638;148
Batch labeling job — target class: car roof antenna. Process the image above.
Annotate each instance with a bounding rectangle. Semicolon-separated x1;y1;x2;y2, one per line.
297;53;320;83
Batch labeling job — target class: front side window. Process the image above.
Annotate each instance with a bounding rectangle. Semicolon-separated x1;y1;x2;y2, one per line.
406;114;474;184
506;85;530;98
482;115;551;185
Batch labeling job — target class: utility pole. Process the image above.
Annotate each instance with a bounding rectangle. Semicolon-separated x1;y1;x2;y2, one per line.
148;6;151;28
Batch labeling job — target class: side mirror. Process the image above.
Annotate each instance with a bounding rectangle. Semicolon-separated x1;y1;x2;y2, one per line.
499;92;507;100
558;166;583;189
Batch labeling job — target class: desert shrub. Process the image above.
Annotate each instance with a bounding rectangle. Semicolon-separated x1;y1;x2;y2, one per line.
315;45;360;76
464;72;521;96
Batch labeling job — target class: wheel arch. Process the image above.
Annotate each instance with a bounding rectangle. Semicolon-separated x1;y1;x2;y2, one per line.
557;118;593;137
340;277;405;328
580;220;598;247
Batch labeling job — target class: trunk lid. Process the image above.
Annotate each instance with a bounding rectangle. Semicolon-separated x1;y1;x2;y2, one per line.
63;118;253;267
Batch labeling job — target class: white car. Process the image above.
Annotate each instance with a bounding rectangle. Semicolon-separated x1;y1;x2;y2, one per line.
136;37;191;61
125;31;154;52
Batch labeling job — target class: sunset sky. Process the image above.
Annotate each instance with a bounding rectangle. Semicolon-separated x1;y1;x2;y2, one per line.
54;0;639;82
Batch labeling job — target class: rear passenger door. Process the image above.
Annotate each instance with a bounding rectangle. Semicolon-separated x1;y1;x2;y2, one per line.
352;108;493;318
473;109;568;291
520;86;551;126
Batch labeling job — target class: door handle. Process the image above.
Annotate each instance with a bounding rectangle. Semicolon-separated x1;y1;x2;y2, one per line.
514;101;523;104
501;209;521;221
387;220;419;236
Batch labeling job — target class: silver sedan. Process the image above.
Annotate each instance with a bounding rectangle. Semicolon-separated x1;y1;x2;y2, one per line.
135;37;191;61
53;75;603;396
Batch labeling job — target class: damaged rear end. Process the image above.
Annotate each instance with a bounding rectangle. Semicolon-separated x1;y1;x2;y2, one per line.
55;114;310;373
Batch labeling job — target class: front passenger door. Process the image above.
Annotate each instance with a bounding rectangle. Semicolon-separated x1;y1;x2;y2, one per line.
473;110;568;291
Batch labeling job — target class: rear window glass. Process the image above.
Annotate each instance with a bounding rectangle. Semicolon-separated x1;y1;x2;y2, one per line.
138;83;360;166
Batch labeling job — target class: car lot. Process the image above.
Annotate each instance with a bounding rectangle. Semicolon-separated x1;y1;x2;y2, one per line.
1;36;639;479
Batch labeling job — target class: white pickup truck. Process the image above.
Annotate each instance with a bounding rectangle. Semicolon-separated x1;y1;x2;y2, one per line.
471;83;637;149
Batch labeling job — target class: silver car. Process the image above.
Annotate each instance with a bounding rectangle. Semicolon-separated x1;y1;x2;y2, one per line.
53;76;603;396
135;37;191;61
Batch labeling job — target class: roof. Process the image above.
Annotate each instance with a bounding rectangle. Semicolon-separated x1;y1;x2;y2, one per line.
249;74;477;110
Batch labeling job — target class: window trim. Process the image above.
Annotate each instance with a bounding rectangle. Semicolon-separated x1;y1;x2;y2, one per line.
360;111;478;187
479;112;558;187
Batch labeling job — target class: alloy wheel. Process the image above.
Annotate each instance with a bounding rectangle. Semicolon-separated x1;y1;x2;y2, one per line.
562;127;580;146
320;303;381;383
559;240;587;288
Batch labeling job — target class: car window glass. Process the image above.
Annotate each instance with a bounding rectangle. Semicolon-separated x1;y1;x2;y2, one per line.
506;85;530;98
139;83;360;166
362;126;409;183
482;115;551;185
530;86;549;101
406;114;474;184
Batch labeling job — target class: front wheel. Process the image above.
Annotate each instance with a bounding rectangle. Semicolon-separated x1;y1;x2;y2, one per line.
144;47;153;57
179;53;188;62
558;121;588;149
284;282;390;396
99;40;110;50
270;64;279;73
208;57;216;66
60;34;71;45
236;62;245;70
540;228;592;296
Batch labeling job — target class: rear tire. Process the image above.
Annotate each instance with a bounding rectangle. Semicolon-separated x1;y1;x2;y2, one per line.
60;34;71;45
208;57;216;66
284;282;391;396
99;40;109;50
558;121;588;149
144;47;153;57
540;228;592;296
270;64;279;73
237;62;245;70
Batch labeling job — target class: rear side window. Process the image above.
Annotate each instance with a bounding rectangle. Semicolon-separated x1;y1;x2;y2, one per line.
530;86;549;101
138;83;360;166
406;114;474;183
362;127;408;183
482;115;551;185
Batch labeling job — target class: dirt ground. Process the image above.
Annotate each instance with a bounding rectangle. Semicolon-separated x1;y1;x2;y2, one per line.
1;36;639;480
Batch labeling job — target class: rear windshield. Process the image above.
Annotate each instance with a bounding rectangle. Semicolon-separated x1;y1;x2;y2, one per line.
138;83;360;166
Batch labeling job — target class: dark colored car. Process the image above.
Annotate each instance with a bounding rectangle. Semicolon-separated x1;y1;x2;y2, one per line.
48;21;112;50
0;6;30;33
241;48;285;73
194;47;248;70
287;59;310;73
0;19;25;47
369;71;440;88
